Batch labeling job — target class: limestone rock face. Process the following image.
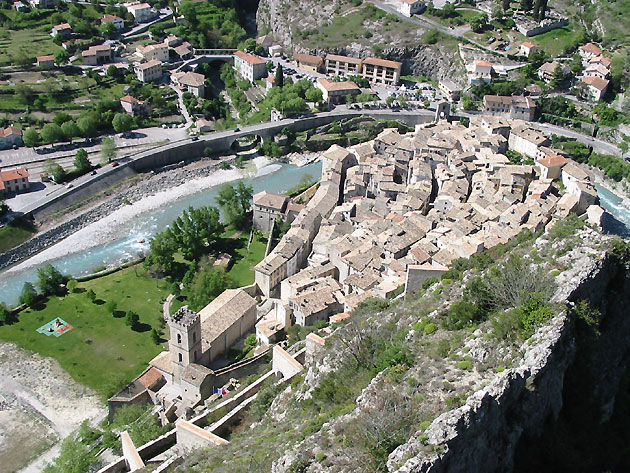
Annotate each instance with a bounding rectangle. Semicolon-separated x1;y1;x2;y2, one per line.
256;0;464;81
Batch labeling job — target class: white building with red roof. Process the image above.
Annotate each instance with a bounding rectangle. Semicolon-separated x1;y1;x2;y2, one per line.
0;167;29;194
233;50;267;82
101;14;125;30
0;127;22;150
466;59;493;85
580;76;609;101
397;0;424;17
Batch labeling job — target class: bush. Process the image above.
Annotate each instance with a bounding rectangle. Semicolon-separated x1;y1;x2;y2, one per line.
549;214;586;240
424;323;436;335
422;277;438;289
67;279;78;293
457;360;472;370
515;295;554;338
443;301;484;330
86;289;96;302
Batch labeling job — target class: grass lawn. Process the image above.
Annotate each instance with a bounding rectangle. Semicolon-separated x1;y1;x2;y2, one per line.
170;229;268;313
0;27;63;67
0;265;170;399
0;218;37;253
227;231;267;287
531;26;585;57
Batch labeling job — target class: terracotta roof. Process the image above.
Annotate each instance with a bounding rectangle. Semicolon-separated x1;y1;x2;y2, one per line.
127;2;151;10
580;42;602;56
177;71;205;87
330;312;350;323
521;41;535;48
120;94;139;103
537;155;567;168
363;57;402;69
253;190;287;209
317;78;360;92
589;55;611;67
582;75;609;91
137;59;162;70
473;59;492;67
256;35;274;45
1;167;29;181
54;22;71;30
325;54;362;65
199;289;257;345
234;50;266;65
37;55;54;62
173;44;192;56
400;0;422;4
1;127;22;137
101;14;122;22
294;53;323;66
137;367;164;389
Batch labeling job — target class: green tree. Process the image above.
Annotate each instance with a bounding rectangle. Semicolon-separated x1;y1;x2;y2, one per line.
61;120;80;142
550;63;565;89
274;64;284;88
78;114;99;137
112;113;133;133
37;263;65;295
86;289;96;302
145;231;177;274
67;279;78;293
502;0;511;11
42;433;100;473
166;206;223;260
105;299;117;315
520;0;532;11
125;310;139;328
22;128;40;148
470;14;488;33
74;149;91;173
19;282;38;307
40;123;65;144
53;164;66;184
54;49;70;66
100;137;116;163
215;181;254;229
151;328;161;344
15;84;35;105
188;267;229;311
305;87;323;103
100;21;117;37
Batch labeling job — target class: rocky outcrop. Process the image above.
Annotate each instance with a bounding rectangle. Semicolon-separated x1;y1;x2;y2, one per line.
388;246;630;473
256;0;463;80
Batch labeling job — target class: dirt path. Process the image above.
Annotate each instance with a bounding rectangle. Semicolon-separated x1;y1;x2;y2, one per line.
0;342;105;473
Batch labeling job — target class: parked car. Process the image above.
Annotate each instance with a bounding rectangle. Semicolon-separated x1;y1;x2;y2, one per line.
111;161;119;167
233;127;240;132
65;183;73;189
90;170;97;175
191;136;199;141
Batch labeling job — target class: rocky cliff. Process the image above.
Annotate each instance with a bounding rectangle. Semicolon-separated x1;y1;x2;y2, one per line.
256;0;464;80
174;229;630;473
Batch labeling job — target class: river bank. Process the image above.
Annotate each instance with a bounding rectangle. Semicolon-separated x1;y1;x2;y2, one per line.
0;154;271;272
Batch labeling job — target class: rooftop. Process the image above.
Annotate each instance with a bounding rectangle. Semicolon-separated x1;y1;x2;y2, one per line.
253;190;287;210
317;78;360;92
234;50;266;65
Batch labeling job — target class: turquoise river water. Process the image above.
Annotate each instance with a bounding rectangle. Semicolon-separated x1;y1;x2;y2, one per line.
0;163;627;306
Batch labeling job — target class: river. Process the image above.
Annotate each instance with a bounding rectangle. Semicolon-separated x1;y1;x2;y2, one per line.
0;160;322;306
0;163;628;306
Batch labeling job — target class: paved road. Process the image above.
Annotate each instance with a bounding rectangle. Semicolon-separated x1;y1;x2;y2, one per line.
0;127;188;171
5;107;624;218
168;85;193;127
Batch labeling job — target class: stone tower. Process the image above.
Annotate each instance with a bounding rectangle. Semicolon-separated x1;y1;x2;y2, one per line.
167;306;202;383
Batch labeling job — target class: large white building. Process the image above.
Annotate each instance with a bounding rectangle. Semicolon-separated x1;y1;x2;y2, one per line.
135;59;163;82
233;50;267;82
137;43;169;62
126;2;154;23
397;0;424;17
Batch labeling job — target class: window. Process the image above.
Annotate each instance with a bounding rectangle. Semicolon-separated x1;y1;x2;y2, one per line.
178;353;182;362
193;332;196;343
177;333;181;344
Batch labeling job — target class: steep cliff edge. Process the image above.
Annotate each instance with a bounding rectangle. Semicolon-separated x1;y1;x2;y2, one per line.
256;0;464;80
389;240;630;473
174;229;630;473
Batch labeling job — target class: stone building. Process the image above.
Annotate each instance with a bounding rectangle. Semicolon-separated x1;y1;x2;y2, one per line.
253;190;288;231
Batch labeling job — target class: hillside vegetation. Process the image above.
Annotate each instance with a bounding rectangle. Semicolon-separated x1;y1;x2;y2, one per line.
174;220;623;472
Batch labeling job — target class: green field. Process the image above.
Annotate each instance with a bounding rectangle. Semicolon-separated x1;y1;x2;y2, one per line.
0;218;37;253
0;266;169;399
531;26;586;57
0;26;63;67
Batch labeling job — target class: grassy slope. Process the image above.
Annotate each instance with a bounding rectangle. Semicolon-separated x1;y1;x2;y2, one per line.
0;266;169;399
0;219;37;253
